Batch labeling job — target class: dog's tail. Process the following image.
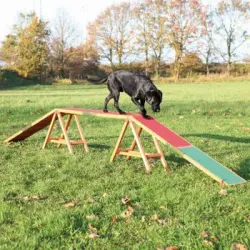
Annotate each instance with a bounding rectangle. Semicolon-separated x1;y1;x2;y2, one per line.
86;76;108;84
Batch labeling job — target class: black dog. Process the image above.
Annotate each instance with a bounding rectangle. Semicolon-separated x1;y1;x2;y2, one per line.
87;70;163;118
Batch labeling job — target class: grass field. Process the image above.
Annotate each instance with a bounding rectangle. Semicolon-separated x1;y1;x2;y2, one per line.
1;81;250;249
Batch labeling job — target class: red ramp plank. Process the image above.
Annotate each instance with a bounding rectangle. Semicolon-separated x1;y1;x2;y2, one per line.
5;109;57;143
131;115;191;148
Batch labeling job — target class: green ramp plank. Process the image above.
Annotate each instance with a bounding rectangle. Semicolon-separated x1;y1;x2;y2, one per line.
179;146;246;185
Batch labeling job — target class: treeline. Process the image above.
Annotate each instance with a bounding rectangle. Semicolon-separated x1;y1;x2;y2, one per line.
1;0;250;83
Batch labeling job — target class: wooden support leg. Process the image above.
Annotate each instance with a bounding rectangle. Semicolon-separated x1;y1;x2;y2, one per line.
42;113;57;149
110;120;129;162
58;114;72;148
127;126;143;160
57;112;73;154
152;136;169;171
129;121;151;174
74;115;89;152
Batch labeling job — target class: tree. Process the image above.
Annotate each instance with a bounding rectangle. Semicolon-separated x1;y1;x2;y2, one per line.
199;6;216;75
0;34;18;67
0;13;50;79
134;0;168;77
181;52;203;76
87;2;134;67
17;14;50;79
50;9;78;78
132;2;151;71
65;40;99;79
166;0;205;81
213;0;250;74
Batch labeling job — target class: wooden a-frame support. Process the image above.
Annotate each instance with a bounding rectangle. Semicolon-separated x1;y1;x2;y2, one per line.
42;111;167;173
110;120;168;173
42;111;89;154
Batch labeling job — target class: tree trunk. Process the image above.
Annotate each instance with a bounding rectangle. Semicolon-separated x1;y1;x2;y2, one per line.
174;48;182;82
206;57;210;76
118;55;122;65
154;58;161;79
144;44;149;75
174;58;181;82
227;60;231;75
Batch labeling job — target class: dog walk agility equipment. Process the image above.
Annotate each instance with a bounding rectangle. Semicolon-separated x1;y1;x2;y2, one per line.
5;108;246;186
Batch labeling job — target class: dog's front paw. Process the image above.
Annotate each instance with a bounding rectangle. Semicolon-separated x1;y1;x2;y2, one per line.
142;113;149;119
141;110;149;119
118;110;126;115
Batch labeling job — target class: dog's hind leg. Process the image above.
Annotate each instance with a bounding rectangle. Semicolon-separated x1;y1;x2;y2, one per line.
103;93;113;112
113;92;126;114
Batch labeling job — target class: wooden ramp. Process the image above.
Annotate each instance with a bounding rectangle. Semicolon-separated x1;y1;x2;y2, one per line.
131;115;246;186
5;108;246;185
5;109;58;142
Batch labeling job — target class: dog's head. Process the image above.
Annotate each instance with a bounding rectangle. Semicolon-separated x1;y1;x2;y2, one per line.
145;89;163;112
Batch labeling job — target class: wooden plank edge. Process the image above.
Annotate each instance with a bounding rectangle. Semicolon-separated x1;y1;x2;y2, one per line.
56;108;129;120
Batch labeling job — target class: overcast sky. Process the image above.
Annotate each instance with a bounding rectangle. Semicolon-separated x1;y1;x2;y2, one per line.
0;0;219;43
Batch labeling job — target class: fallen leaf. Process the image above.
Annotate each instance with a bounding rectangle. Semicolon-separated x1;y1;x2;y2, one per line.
121;206;134;218
219;189;227;196
120;211;131;218
158;219;168;226
86;215;99;220
112;216;118;223
203;240;213;247
201;230;210;239
63;201;78;208
210;236;217;242
121;195;131;205
141;216;146;222
88;233;99;239
159;205;168;210
151;214;159;220
87;196;95;203
88;224;97;233
127;206;134;212
23;195;41;201
231;243;247;250
242;127;250;133
166;246;179;250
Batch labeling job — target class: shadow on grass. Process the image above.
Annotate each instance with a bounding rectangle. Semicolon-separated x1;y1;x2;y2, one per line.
184;133;250;180
184;133;250;144
88;143;111;150
239;157;250;180
165;153;187;170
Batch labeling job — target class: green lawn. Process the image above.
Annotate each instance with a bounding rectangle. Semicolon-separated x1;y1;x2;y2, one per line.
0;82;250;249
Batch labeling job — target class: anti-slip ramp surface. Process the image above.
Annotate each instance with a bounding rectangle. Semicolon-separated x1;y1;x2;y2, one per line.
5;108;246;185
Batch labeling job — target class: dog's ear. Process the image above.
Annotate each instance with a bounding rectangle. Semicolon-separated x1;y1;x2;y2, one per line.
158;90;162;100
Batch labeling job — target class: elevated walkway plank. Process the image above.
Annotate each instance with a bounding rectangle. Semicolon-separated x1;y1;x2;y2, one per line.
4;108;246;185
